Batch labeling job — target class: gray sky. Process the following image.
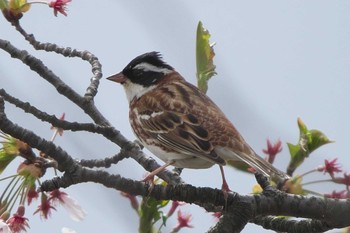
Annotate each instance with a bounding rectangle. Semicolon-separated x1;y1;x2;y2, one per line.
1;1;350;232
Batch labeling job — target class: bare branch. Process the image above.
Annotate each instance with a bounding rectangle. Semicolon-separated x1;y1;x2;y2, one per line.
208;211;249;233
0;97;77;173
251;216;331;233
37;165;350;232
0;38;107;125
11;21;102;99
79;151;128;168
0;88;111;134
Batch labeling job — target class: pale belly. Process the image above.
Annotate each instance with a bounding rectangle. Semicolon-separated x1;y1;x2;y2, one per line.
144;144;215;169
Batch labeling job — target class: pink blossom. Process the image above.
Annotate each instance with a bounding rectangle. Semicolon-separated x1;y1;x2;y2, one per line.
49;0;71;17
324;190;347;199
50;113;65;141
6;208;28;233
344;173;350;187
318;158;342;178
34;193;56;219
212;212;222;221
49;189;86;221
166;201;185;218
120;192;139;211
170;210;193;232
262;139;282;164
334;173;350;189
26;187;38;206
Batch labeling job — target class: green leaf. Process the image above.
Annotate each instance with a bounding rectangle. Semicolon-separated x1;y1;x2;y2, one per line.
307;129;333;153
8;0;30;14
286;143;305;175
0;0;8;10
287;143;300;160
196;21;217;93
161;214;168;227
298;118;333;154
0;150;16;174
2;135;19;155
287;118;333;175
9;0;25;9
138;197;170;233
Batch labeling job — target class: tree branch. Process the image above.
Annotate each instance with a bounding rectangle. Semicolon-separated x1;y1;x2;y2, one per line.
251;216;331;233
11;20;102;100
0;88;112;135
37;164;350;232
0;38;107;126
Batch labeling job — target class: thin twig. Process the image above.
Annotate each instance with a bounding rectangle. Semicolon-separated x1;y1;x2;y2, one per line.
0;88;114;136
11;20;102;100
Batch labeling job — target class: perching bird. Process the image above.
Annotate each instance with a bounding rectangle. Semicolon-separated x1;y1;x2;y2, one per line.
107;52;289;191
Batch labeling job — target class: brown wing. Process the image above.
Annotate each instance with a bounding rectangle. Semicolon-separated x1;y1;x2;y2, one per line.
129;73;246;165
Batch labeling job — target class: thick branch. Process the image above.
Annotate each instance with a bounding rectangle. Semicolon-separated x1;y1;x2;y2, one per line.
37;165;350;232
251;216;331;233
208;212;249;233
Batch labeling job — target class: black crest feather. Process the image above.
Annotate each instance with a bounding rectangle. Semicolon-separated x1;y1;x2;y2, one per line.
122;52;174;87
125;52;173;71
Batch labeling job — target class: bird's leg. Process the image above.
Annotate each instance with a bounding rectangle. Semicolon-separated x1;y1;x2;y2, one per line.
142;160;176;182
142;160;176;196
219;165;231;202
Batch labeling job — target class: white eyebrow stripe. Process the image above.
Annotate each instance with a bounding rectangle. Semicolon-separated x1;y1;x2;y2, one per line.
134;62;172;74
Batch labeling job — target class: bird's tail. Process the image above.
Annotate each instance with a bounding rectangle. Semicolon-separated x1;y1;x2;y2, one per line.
215;145;290;183
236;150;290;183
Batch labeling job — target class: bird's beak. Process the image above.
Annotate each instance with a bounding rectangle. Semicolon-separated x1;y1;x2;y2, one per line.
106;72;127;84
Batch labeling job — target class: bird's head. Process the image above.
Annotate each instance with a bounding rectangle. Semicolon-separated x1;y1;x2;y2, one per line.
107;52;174;102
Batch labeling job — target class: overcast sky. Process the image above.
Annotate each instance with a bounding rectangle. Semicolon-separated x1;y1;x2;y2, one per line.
1;1;350;232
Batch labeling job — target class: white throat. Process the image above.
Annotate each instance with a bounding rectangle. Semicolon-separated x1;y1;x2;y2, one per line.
122;80;156;103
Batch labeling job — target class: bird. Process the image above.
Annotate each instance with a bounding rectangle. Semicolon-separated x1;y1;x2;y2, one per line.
107;51;289;191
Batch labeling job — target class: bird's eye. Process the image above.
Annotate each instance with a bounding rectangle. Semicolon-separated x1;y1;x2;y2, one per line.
126;64;164;86
132;68;143;77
